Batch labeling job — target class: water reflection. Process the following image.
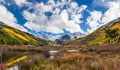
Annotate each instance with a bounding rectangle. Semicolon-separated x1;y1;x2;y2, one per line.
5;49;80;70
7;65;19;70
48;50;80;59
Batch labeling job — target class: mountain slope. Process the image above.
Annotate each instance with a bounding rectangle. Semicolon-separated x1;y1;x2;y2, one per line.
67;18;120;46
0;21;52;46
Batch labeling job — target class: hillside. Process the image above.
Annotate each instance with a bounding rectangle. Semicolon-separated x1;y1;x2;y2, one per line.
0;21;52;46
67;18;120;46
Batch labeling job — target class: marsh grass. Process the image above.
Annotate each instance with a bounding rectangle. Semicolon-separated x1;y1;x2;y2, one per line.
19;52;120;70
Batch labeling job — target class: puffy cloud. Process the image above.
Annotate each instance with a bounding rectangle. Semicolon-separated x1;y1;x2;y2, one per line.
102;1;120;23
0;5;27;32
23;0;87;34
92;0;118;8
87;0;120;33
2;0;119;35
23;11;83;34
87;10;102;33
45;15;65;33
92;0;109;8
14;0;27;6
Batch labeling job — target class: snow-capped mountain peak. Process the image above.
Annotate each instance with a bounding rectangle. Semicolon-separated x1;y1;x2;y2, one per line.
39;32;85;44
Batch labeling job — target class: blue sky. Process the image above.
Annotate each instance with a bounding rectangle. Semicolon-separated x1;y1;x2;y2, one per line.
0;0;120;36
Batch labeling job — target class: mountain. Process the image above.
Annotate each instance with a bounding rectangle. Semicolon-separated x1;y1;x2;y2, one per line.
66;18;120;46
55;32;85;44
39;34;60;42
39;32;85;44
0;21;52;46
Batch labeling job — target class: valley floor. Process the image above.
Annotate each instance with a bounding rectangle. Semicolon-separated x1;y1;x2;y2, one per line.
1;43;120;70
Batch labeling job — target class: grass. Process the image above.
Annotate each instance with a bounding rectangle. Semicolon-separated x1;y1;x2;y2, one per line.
58;52;85;63
1;43;120;70
19;52;120;70
66;21;120;46
6;55;27;67
18;43;120;70
0;24;53;46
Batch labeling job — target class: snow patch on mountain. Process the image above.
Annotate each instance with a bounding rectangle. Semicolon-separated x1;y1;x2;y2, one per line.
39;32;85;44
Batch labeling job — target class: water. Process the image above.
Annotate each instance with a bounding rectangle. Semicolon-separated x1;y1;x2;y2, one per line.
66;50;80;52
49;50;60;55
48;50;60;59
6;49;80;69
48;50;80;59
7;65;19;70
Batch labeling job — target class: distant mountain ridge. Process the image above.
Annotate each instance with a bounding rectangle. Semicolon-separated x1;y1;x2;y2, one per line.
39;34;59;42
0;21;52;46
39;32;85;44
66;17;120;46
55;32;85;44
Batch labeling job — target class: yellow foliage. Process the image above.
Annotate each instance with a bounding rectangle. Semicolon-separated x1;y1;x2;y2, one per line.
3;28;15;37
23;34;37;42
3;28;14;33
111;23;120;30
15;33;29;41
6;55;27;67
3;28;30;41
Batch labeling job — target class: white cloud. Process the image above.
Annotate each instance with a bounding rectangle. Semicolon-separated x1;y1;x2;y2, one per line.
87;0;120;33
102;1;120;23
45;15;65;33
23;10;37;21
14;0;27;6
34;3;52;13
60;10;68;23
92;0;118;8
23;0;87;34
1;0;120;35
0;5;27;32
24;14;65;34
92;0;109;8
23;11;83;34
87;10;102;33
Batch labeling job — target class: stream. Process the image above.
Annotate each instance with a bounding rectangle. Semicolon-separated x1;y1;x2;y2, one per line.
7;65;19;70
6;49;80;70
